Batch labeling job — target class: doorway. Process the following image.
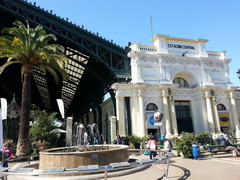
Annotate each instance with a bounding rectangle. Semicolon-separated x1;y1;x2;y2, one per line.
175;101;193;133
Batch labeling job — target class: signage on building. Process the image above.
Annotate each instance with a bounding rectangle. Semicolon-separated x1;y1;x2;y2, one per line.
154;110;163;122
146;113;157;129
219;112;230;127
168;43;195;50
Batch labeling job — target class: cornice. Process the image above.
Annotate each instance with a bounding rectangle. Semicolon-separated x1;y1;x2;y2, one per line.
128;51;158;60
151;34;209;44
128;50;230;67
174;87;199;94
227;85;240;92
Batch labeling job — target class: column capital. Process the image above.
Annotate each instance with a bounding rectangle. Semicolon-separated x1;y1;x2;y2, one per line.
204;90;212;98
115;91;124;98
138;89;144;97
110;116;117;122
229;91;236;99
162;89;168;97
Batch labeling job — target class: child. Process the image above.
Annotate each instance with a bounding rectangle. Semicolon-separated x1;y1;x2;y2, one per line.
1;143;14;167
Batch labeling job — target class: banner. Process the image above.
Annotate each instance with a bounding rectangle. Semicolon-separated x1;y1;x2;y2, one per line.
0;108;3;150
1;98;7;120
57;99;65;119
0;98;7;150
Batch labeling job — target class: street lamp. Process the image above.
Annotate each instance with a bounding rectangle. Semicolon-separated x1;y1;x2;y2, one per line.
237;69;240;80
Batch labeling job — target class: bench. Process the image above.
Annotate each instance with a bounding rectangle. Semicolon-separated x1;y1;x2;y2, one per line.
205;144;240;158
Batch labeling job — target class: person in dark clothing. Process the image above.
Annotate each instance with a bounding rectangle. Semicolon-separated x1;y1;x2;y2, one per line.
224;137;239;158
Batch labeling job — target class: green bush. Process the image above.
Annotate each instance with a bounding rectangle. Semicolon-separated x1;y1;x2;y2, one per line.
196;132;212;139
174;132;196;158
30;105;59;154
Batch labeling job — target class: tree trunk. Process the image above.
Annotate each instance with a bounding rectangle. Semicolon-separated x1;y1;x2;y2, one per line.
16;65;33;156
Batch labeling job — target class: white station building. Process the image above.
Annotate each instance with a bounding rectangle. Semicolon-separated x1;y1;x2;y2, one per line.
110;34;240;140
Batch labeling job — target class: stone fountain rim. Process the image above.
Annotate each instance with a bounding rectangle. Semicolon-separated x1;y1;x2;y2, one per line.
39;144;129;155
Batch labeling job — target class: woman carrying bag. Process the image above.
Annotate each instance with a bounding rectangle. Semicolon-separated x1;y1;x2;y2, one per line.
147;136;158;159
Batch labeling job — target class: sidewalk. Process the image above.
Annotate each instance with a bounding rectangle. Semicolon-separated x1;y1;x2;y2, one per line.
103;152;240;180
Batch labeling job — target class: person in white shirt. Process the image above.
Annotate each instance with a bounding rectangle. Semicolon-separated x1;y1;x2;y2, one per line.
163;138;172;152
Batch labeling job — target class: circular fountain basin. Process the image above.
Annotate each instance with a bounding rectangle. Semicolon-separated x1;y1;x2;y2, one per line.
39;145;129;170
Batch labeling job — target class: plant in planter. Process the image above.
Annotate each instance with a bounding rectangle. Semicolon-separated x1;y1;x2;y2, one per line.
174;132;196;158
122;135;130;145
30;105;59;154
196;132;212;145
128;135;146;149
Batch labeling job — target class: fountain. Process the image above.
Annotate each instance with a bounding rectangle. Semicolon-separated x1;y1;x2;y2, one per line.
39;122;129;172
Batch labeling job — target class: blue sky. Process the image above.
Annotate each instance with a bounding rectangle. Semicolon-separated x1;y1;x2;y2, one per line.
28;0;240;85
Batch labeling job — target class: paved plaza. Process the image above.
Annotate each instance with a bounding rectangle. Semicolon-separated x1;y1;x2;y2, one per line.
6;151;240;180
101;152;240;180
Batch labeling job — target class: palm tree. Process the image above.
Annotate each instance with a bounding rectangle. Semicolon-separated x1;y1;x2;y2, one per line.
0;20;68;156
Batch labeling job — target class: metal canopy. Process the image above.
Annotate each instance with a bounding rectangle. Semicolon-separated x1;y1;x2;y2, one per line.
0;0;130;121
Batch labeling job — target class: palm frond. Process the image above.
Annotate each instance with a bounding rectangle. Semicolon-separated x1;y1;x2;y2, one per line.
0;61;22;74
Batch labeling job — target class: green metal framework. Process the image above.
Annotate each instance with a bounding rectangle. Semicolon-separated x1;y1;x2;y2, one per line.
0;0;130;120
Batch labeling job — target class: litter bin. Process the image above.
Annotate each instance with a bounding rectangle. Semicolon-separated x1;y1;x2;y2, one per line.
192;144;200;160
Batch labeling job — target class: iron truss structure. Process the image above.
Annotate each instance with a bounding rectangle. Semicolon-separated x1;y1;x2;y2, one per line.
0;0;131;121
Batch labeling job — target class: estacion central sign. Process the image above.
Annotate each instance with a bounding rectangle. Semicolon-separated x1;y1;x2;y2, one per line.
168;44;195;50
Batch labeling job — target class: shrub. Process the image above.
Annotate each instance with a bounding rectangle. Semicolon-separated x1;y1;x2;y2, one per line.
30;105;59;154
174;132;196;158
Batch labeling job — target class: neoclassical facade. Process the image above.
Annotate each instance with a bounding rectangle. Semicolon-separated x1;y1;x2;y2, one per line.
111;34;240;139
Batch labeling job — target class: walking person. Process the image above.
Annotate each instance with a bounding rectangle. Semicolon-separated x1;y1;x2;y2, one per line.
147;136;158;159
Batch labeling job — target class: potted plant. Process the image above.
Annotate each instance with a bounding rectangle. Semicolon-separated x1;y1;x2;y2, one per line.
174;132;196;158
129;135;146;149
196;132;212;146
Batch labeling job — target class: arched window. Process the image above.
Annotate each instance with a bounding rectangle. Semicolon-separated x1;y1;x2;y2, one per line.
146;103;158;110
217;104;226;110
173;77;189;87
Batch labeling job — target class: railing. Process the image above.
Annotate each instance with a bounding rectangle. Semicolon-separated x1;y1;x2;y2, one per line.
0;151;172;180
8;155;39;164
138;45;157;53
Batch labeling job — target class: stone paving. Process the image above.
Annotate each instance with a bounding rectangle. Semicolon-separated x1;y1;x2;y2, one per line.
6;152;240;180
103;152;240;180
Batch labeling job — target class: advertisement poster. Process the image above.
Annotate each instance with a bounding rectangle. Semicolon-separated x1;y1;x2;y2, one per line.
146;112;158;129
219;112;230;127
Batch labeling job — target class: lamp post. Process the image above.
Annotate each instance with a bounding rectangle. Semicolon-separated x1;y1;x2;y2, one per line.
237;69;240;81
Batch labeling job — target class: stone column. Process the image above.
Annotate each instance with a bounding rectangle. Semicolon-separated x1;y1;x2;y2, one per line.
110;116;117;143
169;100;178;136
201;96;210;131
131;92;139;135
162;89;172;137
211;98;221;133
205;91;215;132
66;117;73;146
229;92;240;138
138;89;145;137
116;93;126;136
